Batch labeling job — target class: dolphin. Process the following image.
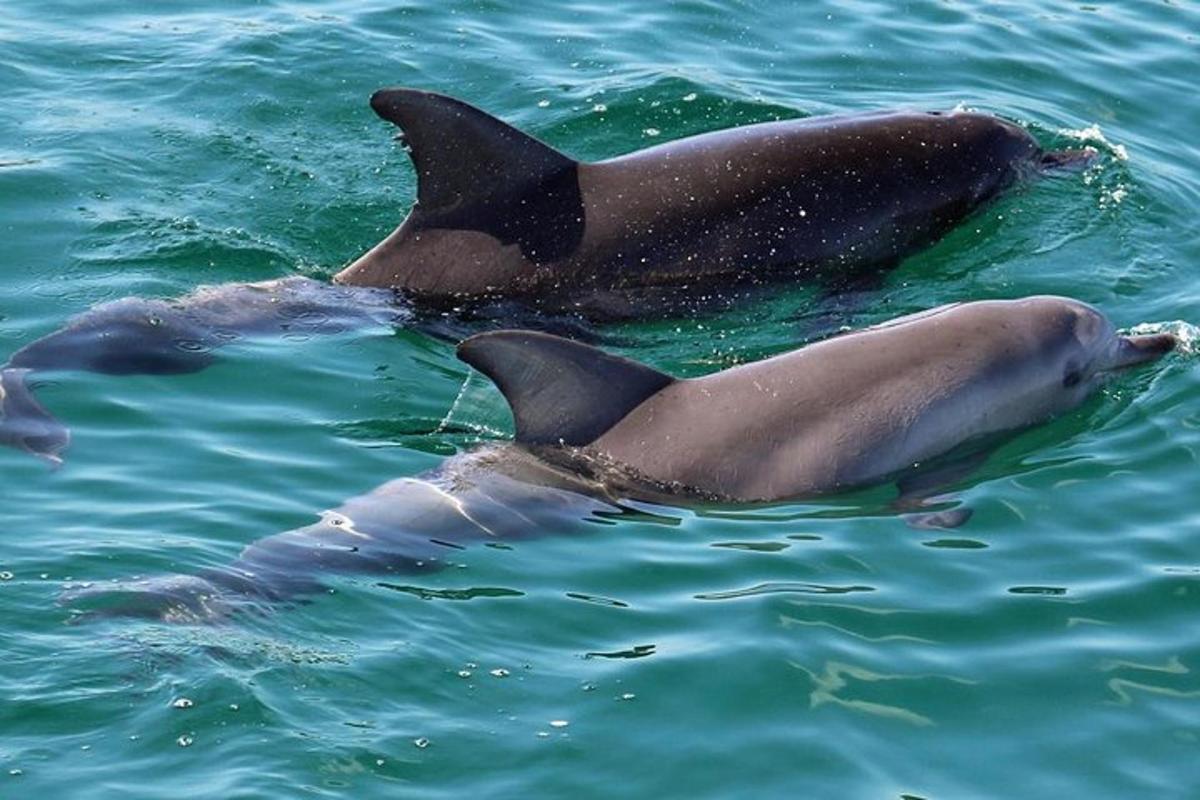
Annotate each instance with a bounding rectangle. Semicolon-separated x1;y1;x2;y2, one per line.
1;88;1085;463
337;88;1088;316
460;296;1176;501
60;296;1174;622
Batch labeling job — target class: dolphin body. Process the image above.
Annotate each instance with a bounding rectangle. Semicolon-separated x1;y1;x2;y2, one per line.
337;88;1078;316
461;296;1176;501
61;296;1174;622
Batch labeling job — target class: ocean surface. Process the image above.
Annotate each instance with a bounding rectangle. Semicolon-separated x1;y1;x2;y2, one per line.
2;1;1199;797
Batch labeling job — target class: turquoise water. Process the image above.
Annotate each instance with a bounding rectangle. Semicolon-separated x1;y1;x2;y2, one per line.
3;1;1199;796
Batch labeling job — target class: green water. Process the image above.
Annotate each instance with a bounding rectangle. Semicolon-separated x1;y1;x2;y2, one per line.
3;1;1199;797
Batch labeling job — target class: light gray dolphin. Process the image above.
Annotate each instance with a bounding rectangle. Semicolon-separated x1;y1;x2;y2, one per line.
461;296;1176;501
60;296;1173;622
337;88;1087;316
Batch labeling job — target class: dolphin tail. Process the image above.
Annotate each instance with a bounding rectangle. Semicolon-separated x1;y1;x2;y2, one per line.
457;330;674;446
0;367;69;466
1039;147;1099;172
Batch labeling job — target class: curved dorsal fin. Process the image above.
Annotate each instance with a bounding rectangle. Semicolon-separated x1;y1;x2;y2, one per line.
457;331;674;446
369;87;584;261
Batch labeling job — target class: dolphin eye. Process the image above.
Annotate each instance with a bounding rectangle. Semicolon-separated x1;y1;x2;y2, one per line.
1063;366;1082;388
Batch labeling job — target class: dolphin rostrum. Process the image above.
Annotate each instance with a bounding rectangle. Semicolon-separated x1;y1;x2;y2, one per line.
337;88;1087;315
60;297;1174;621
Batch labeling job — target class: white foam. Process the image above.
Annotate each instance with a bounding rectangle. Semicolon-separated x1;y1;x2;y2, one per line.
1125;321;1200;356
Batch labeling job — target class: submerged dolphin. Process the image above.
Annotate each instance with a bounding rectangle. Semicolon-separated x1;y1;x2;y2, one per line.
61;296;1174;621
0;278;403;464
338;88;1085;315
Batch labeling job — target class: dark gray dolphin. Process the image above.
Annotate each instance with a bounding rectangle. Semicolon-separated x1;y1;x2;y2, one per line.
60;297;1173;622
0;88;1084;463
337;88;1084;315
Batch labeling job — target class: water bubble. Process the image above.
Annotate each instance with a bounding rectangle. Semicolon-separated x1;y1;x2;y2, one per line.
683;93;698;102
458;670;472;679
537;99;550;108
172;698;194;709
176;735;194;748
0;572;12;581
643;128;661;137
413;737;430;749
9;769;22;776
536;731;549;738
592;103;607;113
489;668;510;678
549;720;568;728
620;693;636;701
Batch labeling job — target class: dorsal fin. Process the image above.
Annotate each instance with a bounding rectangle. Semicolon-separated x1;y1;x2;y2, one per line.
457;331;674;446
370;88;584;261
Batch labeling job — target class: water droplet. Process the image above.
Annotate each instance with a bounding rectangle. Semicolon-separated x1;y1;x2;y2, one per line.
682;92;698;102
457;670;472;679
176;735;194;748
0;572;12;581
620;693;636;701
229;704;239;712
536;731;549;738
592;103;607;113
376;759;385;766
537;99;550;108
9;769;22;776
172;697;194;709
413;737;430;749
549;720;568;728
80;745;90;751
490;668;510;678
643;128;661;137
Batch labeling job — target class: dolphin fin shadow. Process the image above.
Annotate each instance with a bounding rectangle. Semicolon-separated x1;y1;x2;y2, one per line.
0;368;69;467
892;448;993;530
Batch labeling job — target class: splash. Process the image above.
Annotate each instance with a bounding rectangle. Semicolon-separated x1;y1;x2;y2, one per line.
1124;321;1200;356
1059;123;1129;161
436;371;510;438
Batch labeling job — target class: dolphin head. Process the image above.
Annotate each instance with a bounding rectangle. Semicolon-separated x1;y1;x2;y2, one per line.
927;111;1041;204
1026;297;1176;403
